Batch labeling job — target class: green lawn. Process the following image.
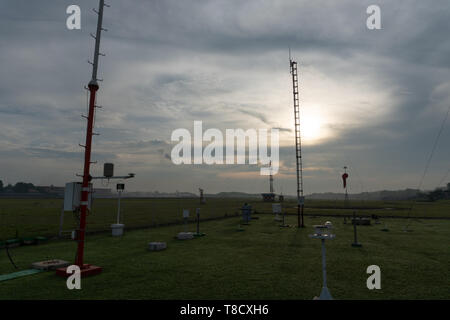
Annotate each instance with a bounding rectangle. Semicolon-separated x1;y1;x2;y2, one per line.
0;213;448;299
1;197;448;240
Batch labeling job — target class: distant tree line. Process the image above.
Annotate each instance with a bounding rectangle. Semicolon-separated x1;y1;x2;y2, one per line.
414;183;450;202
0;180;37;193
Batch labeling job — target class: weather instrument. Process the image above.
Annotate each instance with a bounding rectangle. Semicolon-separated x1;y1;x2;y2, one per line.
193;208;206;237
111;183;125;237
56;0;109;278
309;222;335;300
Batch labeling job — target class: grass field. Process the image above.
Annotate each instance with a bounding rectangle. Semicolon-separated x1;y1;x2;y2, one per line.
1;197;449;240
0;198;449;300
0;204;449;299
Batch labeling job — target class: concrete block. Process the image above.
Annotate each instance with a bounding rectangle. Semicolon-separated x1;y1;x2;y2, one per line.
111;223;125;236
177;232;194;240
148;242;167;251
32;259;70;270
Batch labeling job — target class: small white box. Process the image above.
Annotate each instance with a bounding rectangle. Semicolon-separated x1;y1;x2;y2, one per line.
177;232;193;240
148;242;167;251
111;223;124;236
64;182;92;211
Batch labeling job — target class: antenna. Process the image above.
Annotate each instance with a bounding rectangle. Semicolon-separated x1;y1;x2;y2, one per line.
289;47;292;74
90;0;107;84
290;55;305;228
269;160;274;194
57;0;109;277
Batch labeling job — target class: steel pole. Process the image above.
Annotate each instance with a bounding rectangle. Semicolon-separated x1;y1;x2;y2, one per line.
301;204;304;227
197;211;200;234
117;190;121;224
321;239;327;288
318;238;333;299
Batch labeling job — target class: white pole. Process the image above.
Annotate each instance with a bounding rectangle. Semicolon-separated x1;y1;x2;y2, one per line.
319;238;333;300
321;239;327;288
59;206;65;238
117;190;121;224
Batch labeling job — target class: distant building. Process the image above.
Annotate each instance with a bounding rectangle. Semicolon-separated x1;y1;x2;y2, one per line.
36;185;111;197
36;185;65;196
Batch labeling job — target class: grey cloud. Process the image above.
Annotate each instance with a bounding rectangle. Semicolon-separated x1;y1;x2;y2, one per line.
1;0;450;194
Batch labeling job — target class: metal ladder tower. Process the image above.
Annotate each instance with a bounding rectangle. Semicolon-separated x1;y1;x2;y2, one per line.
290;57;305;228
269;160;274;193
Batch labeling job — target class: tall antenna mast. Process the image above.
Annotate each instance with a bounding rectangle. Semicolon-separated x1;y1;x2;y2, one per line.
290;54;305;228
269;160;274;194
58;0;108;277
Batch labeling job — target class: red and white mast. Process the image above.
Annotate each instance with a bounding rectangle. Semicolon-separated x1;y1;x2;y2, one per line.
57;0;108;277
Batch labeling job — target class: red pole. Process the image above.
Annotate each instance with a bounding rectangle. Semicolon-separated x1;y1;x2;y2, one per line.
56;0;105;277
75;82;99;268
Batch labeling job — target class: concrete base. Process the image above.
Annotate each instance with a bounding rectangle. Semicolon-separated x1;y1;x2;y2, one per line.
148;242;167;251
177;232;194;240
32;259;70;270
55;264;103;278
352;218;371;225
111;223;125;237
318;286;333;300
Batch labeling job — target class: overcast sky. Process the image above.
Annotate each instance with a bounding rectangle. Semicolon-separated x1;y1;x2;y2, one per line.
0;0;450;195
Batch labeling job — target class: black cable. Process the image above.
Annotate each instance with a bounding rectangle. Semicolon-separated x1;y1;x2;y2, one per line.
405;105;450;228
437;167;450;189
5;246;18;269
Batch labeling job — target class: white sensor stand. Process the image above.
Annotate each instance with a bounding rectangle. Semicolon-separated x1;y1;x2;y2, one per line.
309;222;335;300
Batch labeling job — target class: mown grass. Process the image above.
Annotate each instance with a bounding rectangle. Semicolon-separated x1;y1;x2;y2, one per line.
0;214;448;299
1;197;448;240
